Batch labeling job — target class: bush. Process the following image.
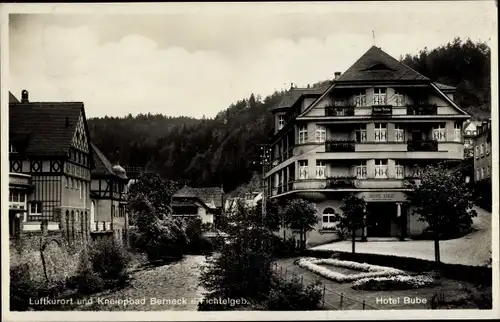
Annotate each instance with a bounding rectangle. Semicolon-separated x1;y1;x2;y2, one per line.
88;239;131;280
266;275;322;310
10;264;39;311
352;275;435;291
76;272;105;295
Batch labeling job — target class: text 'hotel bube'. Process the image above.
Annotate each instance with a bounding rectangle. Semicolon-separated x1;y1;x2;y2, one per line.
265;46;470;246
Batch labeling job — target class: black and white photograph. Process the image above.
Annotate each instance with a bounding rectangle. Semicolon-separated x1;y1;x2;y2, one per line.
1;1;498;320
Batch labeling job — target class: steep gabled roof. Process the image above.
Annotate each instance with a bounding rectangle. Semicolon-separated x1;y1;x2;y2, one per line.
271;83;331;111
91;143;116;177
173;185;198;199
172;186;224;208
336;46;429;82
9;101;88;157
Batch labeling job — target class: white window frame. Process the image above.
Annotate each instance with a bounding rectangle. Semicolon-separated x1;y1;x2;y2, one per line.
373;88;387;105
356;161;367;179
395;161;404;179
374;123;388;142
9;191;27;210
454;122;461;142
299;160;308;179
394;124;404;142
298;125;308;144
432;123;447;142
394;90;406;107
278;116;285;130
374;160;388;179
316;161;326;179
354;91;367;107
322;208;337;229
315;125;327;143
355;125;367;143
29;201;42;216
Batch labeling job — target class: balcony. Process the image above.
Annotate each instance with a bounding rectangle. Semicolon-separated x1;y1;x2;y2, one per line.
325;140;355;152
407;139;438;152
326;176;356;188
325;105;355;117
406;104;438;115
371;105;393;117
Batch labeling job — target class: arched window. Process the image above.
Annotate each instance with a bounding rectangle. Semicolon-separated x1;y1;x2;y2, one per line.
322;207;336;229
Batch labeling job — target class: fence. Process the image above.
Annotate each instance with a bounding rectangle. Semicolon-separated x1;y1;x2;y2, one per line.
273;263;379;311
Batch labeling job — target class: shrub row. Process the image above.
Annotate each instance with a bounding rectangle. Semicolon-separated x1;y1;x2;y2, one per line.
352;275;435;291
301;249;492;286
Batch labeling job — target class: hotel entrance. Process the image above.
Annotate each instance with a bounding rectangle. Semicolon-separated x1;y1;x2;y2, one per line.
365;202;398;237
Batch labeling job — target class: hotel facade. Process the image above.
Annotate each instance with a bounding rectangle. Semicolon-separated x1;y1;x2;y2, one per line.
264;46;471;246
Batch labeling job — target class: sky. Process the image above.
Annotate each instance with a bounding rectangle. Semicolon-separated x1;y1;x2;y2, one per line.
7;1;497;119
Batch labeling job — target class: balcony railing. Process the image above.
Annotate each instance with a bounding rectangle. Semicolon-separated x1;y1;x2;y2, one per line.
325;105;355;116
371;105;393;117
325;140;355;152
406;104;438;115
326;176;356;188
407;139;438;152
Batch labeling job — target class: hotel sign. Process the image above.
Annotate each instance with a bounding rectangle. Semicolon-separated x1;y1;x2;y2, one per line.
358;191;406;202
372;105;393;115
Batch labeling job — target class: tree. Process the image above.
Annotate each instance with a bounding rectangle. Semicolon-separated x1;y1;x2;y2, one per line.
405;162;477;263
283;199;318;250
254;198;282;233
336;194;367;254
128;173;179;223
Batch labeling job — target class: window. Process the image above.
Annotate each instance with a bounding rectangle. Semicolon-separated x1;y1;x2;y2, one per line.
356;161;367;179
475;146;480;159
70;178;73;189
80;181;83;199
454;122;461;142
480;143;484;156
299;160;308;179
65;177;69;188
476;169;481;181
375;160;388;178
486;142;490;154
432;123;446;141
278;116;285;130
373;88;387;105
298;125;308;144
394;124;404;142
394;90;405;106
316;161;326;179
355;125;367;143
322;208;337;229
29;202;43;218
353;91;367;107
10;145;17;153
374;123;387;142
481;167;484;180
395;161;404;179
76;180;80;190
315;125;326;143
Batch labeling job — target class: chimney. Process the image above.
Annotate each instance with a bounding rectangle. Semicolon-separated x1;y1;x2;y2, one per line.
334;72;341;80
21;89;29;103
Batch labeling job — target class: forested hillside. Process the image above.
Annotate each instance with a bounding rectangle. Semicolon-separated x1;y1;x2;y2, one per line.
88;37;491;193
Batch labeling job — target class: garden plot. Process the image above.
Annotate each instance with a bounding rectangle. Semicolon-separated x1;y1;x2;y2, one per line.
297;257;405;283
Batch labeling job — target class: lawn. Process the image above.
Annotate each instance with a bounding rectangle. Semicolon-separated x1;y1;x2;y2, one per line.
276;257;491;310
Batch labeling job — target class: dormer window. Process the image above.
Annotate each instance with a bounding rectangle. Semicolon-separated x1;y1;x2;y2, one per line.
278;115;285;130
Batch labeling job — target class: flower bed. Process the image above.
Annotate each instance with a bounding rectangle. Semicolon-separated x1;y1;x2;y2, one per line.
297;257;405;283
352;275;435;291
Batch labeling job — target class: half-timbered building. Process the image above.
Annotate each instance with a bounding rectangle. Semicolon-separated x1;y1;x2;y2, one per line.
9;90;94;246
90;144;130;246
